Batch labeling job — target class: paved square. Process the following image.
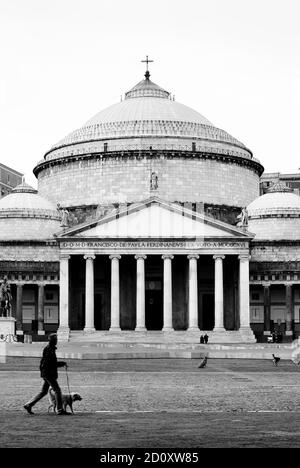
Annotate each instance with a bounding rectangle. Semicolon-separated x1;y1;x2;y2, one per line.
1;357;300;448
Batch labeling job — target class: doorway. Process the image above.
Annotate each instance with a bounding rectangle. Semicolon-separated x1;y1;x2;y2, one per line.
145;290;163;330
94;294;104;330
202;294;214;330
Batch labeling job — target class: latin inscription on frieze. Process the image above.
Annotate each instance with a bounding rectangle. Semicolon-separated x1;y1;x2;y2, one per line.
60;240;247;249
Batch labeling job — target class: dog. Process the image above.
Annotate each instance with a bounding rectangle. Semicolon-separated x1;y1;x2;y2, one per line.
272;354;280;366
48;388;82;414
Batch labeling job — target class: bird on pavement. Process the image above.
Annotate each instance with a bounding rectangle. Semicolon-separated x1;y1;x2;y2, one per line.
198;356;208;368
272;354;280;366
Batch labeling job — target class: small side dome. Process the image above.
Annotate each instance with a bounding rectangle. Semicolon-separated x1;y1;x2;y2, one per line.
0;180;61;240
247;181;300;240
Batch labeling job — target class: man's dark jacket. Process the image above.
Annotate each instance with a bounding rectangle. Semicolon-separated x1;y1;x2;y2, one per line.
39;343;65;380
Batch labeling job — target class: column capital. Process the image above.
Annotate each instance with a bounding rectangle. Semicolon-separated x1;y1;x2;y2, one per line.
84;254;96;260
262;282;271;288
187;254;199;260
213;254;225;260
109;254;121;260
162;254;174;260
135;254;147;260
60;254;71;261
238;254;251;261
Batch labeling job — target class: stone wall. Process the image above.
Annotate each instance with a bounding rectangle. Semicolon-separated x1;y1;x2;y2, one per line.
250;242;300;262
0;242;59;262
0;218;60;241
249;218;300;241
37;154;260;209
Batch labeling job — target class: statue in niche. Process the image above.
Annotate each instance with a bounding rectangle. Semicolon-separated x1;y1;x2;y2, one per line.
237;207;249;228
150;172;158;191
57;203;70;227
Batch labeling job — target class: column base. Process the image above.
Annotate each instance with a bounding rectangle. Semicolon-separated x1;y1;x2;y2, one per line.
135;327;147;332
84;327;96;334
286;331;293;336
213;327;226;333
57;327;70;342
16;330;24;336
263;331;271;335
186;327;200;332
162;327;174;332
239;326;256;343
109;327;121;332
38;330;45;336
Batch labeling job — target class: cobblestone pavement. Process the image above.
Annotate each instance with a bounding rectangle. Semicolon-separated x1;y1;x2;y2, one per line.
1;358;300;448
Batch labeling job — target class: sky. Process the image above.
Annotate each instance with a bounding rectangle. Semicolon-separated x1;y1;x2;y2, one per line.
0;0;299;187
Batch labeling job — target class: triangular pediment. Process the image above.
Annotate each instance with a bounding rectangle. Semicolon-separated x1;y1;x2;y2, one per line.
57;198;253;240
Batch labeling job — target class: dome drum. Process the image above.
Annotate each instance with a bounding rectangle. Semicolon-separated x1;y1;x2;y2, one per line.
36;149;261;210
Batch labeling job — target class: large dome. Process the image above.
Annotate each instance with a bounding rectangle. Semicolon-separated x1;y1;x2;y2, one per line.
34;70;263;212
247;181;300;240
43;74;253;160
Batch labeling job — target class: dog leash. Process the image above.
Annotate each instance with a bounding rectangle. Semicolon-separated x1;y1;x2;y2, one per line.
65;365;71;397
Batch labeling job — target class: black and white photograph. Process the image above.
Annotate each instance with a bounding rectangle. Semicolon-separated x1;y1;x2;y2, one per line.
1;0;300;457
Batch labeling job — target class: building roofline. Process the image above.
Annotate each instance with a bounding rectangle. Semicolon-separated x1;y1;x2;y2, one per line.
0;163;24;177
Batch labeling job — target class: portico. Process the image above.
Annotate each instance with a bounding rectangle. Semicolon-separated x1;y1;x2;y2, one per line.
56;198;255;342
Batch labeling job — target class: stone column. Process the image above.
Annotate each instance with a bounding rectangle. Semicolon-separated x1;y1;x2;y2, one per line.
58;254;70;337
37;284;45;335
135;255;147;331
263;282;271;335
187;254;200;331
285;283;293;336
162;255;174;331
213;255;226;331
238;254;251;330
109;255;121;331
16;283;24;335
84;254;96;333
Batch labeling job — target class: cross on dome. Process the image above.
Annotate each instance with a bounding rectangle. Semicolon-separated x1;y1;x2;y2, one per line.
141;55;153;79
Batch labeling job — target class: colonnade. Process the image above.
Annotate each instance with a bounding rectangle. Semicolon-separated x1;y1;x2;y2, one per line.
58;253;251;334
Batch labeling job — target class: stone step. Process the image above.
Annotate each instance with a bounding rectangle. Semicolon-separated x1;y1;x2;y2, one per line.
1;341;294;361
68;330;250;344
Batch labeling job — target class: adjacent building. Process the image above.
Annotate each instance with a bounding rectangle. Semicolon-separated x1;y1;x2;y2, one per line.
0;163;23;198
260;172;300;196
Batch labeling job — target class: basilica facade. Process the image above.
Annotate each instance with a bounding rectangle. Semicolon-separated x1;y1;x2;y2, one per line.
1;66;299;343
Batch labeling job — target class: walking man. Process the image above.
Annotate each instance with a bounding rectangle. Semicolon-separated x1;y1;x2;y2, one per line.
24;333;70;415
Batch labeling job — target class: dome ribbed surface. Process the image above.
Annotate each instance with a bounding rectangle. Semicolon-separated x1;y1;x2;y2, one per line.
125;77;170;99
248;191;300;217
44;74;253;161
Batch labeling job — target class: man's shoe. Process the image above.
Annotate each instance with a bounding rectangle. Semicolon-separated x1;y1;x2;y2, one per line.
57;410;72;415
24;404;34;415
